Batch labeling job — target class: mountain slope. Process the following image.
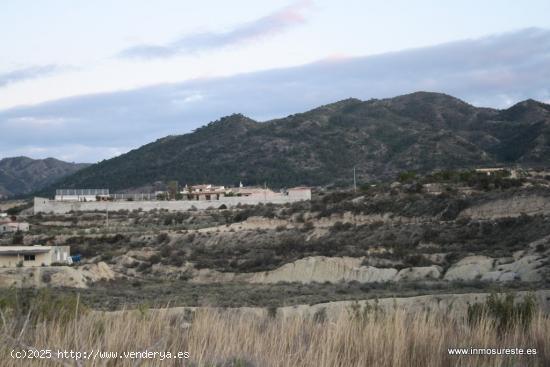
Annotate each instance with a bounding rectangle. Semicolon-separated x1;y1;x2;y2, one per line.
0;157;90;198
45;92;550;192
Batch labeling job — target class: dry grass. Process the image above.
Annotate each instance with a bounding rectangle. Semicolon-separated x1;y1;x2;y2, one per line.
1;305;549;367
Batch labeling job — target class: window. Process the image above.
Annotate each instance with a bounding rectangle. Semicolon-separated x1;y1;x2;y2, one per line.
24;254;35;261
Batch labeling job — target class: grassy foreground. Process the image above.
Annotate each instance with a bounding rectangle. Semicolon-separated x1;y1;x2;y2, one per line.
1;300;549;367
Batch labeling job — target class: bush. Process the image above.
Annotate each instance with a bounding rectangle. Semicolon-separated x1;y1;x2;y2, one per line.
468;293;537;333
313;307;327;323
331;221;353;232
0;288;87;324
149;254;161;264
302;221;314;232
403;254;433;267
157;233;170;244
398;171;417;182
266;306;278;319
137;262;152;272
348;300;383;322
41;272;52;283
275;225;287;232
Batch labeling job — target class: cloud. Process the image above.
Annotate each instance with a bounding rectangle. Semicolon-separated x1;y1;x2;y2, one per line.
1;27;550;162
118;0;311;59
0;65;63;88
5;116;72;127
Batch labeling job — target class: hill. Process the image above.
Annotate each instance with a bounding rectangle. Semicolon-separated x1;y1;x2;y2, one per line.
0;157;90;198
44;91;550;192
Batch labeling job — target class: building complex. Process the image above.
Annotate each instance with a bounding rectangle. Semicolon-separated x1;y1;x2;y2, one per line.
35;183;311;214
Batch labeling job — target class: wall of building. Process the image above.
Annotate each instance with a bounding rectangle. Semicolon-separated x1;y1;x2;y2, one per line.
0;252;51;267
34;190;311;214
50;246;70;263
287;189;312;201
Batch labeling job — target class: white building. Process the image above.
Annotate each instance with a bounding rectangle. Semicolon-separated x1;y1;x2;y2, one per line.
0;220;30;234
183;184;227;200
0;245;70;267
287;187;312;200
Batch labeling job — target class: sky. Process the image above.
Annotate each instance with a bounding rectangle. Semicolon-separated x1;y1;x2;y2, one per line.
1;0;550;163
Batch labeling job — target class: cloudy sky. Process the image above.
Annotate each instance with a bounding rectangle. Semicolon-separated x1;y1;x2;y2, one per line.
1;0;550;163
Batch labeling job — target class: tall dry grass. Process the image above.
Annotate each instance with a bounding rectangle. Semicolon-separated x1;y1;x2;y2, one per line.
1;302;549;367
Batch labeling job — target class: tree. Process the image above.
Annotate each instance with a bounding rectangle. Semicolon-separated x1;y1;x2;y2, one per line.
167;180;179;200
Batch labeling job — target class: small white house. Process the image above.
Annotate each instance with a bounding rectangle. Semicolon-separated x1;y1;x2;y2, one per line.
0;221;30;234
0;245;70;267
183;184;227;200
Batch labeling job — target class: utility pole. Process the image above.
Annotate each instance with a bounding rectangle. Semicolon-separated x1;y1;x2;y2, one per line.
353;167;357;192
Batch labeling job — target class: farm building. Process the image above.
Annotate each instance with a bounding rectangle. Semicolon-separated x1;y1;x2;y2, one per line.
0;246;70;267
183;184;227;200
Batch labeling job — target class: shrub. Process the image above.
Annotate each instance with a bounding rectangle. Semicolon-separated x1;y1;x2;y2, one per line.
331;221;353;232
0;288;87;324
157;233;170;244
149;254;161;264
41;272;52;283
137;262;152;272
348;299;383;322
468;293;537;333
302;221;314;232
99;252;114;262
403;254;433;267
313;307;327;323
398;171;417;182
275;225;287;232
266;306;278;319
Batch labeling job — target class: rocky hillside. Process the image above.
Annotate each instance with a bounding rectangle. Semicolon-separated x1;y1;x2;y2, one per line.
0;157;89;198
45;92;550;193
5;170;549;310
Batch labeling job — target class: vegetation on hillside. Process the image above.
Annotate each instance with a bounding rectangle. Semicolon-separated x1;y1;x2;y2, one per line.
0;157;89;198
42;92;550;193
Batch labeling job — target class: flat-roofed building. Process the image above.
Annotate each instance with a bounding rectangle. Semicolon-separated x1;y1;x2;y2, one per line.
184;184;226;200
232;186;278;197
0;245;70;267
0;221;29;234
287;187;312;200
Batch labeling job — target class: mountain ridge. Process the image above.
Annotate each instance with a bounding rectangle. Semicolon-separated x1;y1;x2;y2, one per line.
0;156;90;198
36;91;550;194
